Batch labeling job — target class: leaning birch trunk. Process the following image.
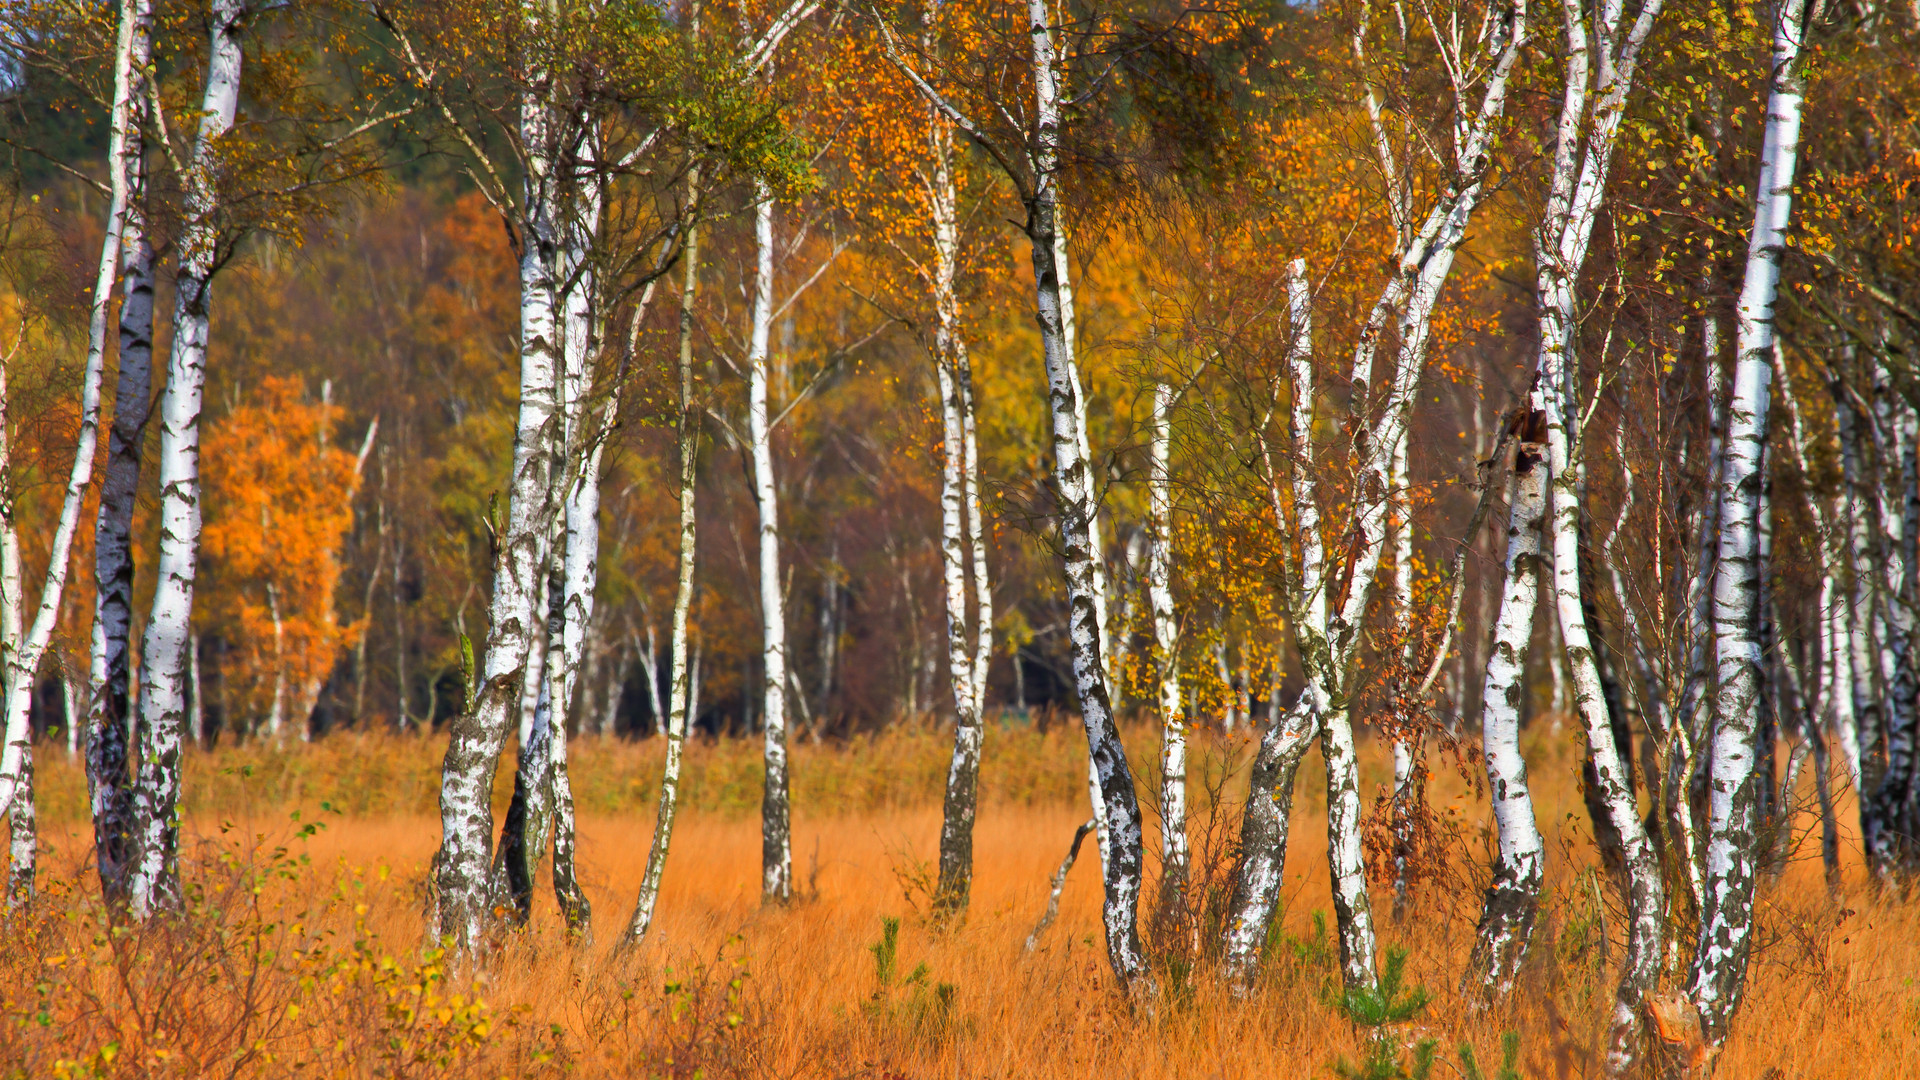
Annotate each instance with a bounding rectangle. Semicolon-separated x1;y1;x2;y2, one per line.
129;0;246;920
1221;699;1319;981
1688;0;1810;1042
624;215;702;949
1;0;144;842
1466;430;1549;996
1148;380;1186;917
932;106;984;914
435;74;562;950
747;184;793;905
86;0;156;909
1529;0;1668;1061
960;357;992;720
1026;0;1145;984
1302;0;1526;996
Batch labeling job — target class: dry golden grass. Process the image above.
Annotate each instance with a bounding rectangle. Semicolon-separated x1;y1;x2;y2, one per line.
6;720;1916;1078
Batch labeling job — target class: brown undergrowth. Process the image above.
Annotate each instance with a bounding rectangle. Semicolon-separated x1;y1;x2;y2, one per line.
5;719;1915;1078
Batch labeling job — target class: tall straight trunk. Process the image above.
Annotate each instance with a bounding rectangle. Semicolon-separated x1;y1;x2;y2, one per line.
1467;434;1549;996
435;75;562;950
548;211;601;935
1529;0;1668;1063
625;214;702;948
1689;0;1810;1041
932;106;984;914
960;346;991;721
1388;431;1417;922
747;184;792;905
0;363;34;905
1148;380;1186;916
129;0;246;920
86;0;156;908
1026;0;1145;984
1223;259;1319;980
1838;386;1881;802
1868;393;1919;881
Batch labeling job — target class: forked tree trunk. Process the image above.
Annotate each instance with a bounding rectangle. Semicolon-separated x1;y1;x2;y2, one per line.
747;185;793;905
436;72;563;951
625;214;702;949
129;0;247;920
1688;0;1811;1042
87;0;156;910
1467;432;1549;996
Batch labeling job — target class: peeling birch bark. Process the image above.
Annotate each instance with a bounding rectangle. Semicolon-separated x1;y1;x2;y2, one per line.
85;0;155;910
1527;0;1669;1062
435;61;564;950
1026;0;1145;983
1467;433;1549;996
1222;698;1318;981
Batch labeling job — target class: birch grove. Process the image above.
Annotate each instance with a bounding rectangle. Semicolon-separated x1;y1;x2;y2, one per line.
0;0;1913;1063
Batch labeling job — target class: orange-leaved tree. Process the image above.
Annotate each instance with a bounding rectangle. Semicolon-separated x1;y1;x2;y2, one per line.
200;376;366;740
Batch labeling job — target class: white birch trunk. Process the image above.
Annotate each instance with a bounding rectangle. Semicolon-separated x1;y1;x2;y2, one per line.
747;185;792;904
1467;434;1549;996
1148;380;1186;914
1223;260;1322;981
625;219;703;946
129;0;245;919
1867;391;1919;880
1303;0;1527;994
1388;429;1417;922
1689;0;1810;1040
88;0;155;908
435;64;562;949
932;106;984;910
0;360;34;905
1529;0;1668;1062
2;0;146;844
1028;0;1145;983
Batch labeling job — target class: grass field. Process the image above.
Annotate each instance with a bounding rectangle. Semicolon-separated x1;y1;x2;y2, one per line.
4;719;1915;1077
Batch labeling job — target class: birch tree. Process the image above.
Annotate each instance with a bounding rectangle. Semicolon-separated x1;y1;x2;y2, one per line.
1688;0;1815;1043
1231;0;1529;994
930;104;992;915
86;0;156;909
873;0;1149;983
624;198;704;948
1519;0;1670;1063
126;0;247;919
1466;423;1548;996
